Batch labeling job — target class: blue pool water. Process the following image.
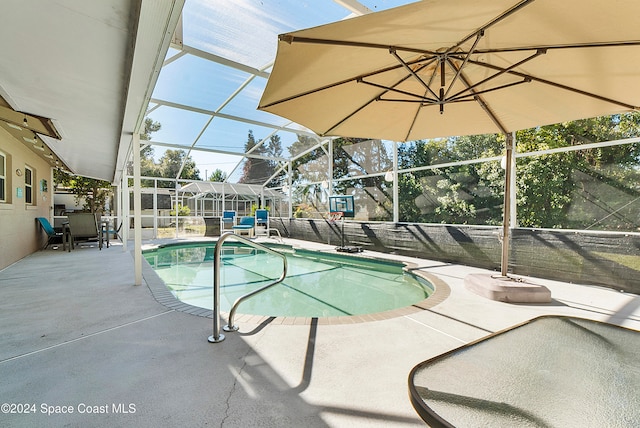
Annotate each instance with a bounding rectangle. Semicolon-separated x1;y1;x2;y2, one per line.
143;242;433;317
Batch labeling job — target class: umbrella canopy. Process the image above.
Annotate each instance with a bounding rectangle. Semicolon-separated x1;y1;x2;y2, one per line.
259;0;640;142
259;0;640;278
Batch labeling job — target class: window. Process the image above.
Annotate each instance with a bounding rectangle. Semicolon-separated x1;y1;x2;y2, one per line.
25;165;33;205
0;152;5;202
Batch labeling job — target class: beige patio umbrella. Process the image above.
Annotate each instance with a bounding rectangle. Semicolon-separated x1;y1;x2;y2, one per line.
259;0;640;277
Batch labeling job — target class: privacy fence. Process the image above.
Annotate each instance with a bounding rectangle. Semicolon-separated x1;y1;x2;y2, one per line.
271;217;640;294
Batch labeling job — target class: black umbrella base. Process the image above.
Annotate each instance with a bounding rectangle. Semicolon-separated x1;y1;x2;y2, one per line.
336;246;363;253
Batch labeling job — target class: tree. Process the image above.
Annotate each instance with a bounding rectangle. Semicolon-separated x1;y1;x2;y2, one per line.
127;118;201;186
239;130;263;184
209;169;228;182
395;113;640;229
239;130;285;185
158;149;200;181
289;135;329;184
139;148;199;188
128;118;162;177
287;135;330;217
266;134;285;187
141;117;161;141
53;170;112;214
397;136;504;224
332;137;393;220
514;114;640;229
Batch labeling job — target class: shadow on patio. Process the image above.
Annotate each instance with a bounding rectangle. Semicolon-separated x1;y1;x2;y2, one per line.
1;240;638;427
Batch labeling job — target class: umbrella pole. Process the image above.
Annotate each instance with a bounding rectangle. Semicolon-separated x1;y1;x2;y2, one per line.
500;133;514;277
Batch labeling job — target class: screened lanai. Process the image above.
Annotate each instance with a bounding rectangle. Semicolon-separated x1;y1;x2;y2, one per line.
179;181;285;217
2;3;639;427
110;0;640;294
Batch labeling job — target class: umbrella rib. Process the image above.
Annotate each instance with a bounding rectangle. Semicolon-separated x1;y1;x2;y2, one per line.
449;80;531;103
280;35;640;60
324;72;432;136
374;97;474;105
405;89;436;142
259;57;430;109
448;0;534;54
390;48;440;100
325;60;441;136
446;49;544;101
444;30;485;100
468;40;640;55
474;96;508;135
447;61;508;134
467;59;639;110
359;80;438;103
322;94;381;136
279;34;440;56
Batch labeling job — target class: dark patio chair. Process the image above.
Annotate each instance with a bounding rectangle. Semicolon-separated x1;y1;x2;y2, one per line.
66;213;105;251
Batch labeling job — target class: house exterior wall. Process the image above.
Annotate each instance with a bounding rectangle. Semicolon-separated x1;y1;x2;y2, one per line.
0;127;53;270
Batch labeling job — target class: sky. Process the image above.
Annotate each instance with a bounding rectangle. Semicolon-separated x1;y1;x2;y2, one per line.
146;0;416;182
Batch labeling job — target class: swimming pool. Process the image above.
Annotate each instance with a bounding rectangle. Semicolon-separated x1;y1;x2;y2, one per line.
143;242;435;318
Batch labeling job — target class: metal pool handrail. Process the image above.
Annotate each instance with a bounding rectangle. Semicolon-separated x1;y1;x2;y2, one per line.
208;232;288;343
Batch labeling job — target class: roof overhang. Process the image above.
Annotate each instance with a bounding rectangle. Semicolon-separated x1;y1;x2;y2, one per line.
0;0;184;183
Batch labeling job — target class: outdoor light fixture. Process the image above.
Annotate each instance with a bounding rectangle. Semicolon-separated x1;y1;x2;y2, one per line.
384;170;394;182
500;156;507;170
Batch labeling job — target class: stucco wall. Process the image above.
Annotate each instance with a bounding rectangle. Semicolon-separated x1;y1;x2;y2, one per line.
0;127;53;270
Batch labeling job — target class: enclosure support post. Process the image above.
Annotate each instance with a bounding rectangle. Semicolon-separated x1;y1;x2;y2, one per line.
328;139;334;196
153;179;158;239
115;183;121;248
133;133;142;286
509;142;517;228
208;235;226;343
500;133;514;277
122;172;129;251
287;162;293;218
393;141;399;223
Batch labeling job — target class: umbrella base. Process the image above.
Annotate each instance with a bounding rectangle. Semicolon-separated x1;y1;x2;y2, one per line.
464;273;551;303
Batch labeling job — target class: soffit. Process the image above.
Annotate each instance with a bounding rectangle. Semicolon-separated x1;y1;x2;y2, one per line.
0;0;184;183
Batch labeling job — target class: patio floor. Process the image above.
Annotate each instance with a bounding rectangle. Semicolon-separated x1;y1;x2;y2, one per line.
1;238;638;427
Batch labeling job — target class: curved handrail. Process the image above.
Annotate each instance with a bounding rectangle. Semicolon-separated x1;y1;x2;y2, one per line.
208;232;287;343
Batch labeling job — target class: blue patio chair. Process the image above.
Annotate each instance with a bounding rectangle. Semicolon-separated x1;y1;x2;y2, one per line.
254;209;269;237
232;216;255;237
36;217;67;250
221;210;236;231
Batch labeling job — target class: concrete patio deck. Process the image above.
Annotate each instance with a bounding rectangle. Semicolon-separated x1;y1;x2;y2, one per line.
1;238;638;427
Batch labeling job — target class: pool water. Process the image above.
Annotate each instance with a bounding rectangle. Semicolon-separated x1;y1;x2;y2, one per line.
143;243;433;317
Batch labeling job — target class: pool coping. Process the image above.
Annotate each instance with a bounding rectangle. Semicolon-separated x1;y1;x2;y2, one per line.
140;242;451;326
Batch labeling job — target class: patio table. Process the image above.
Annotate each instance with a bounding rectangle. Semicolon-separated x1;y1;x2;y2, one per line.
408;316;640;428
